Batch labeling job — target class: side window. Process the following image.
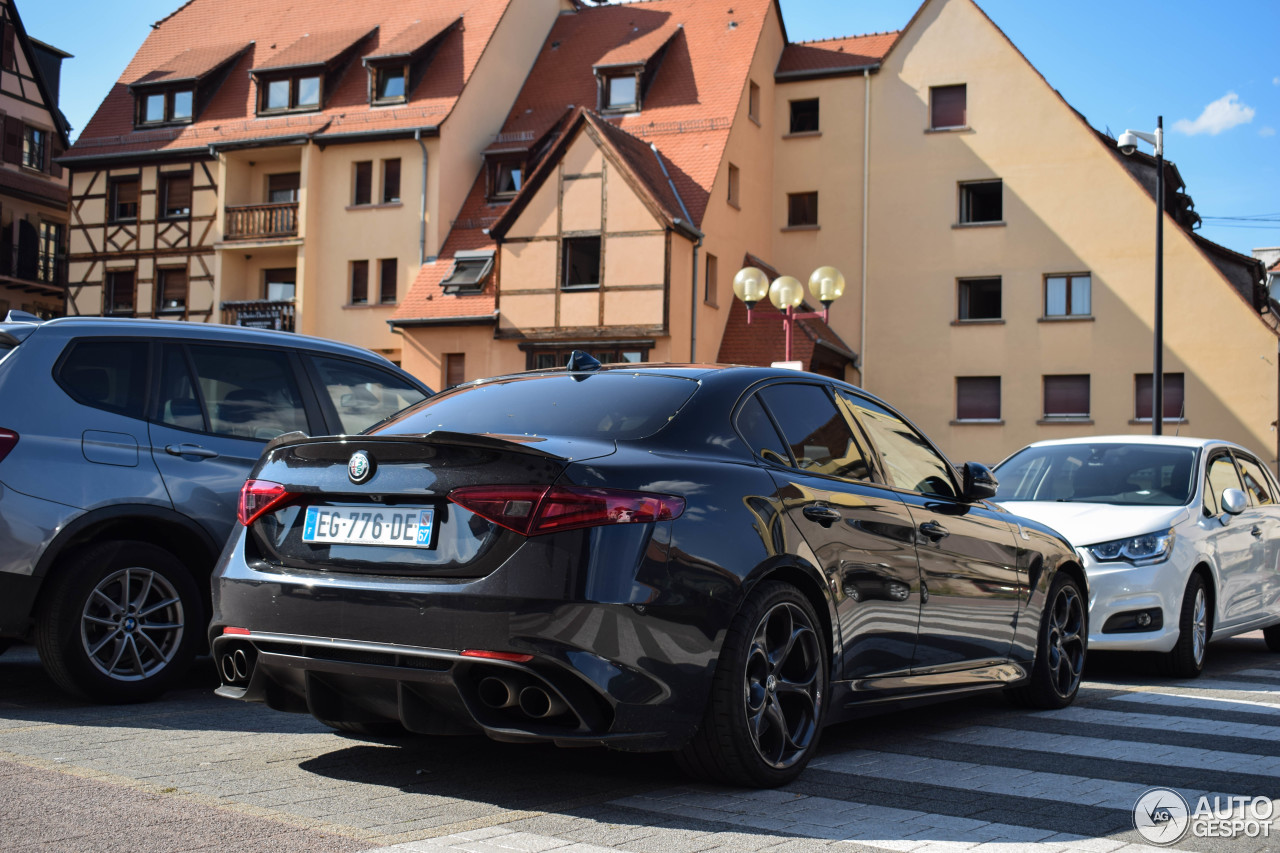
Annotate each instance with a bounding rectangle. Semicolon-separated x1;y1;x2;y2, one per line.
187;345;308;440
156;344;206;432
757;383;872;482
839;392;957;498
56;340;148;419
1205;454;1243;515
1236;455;1275;507
311;355;428;434
735;393;789;466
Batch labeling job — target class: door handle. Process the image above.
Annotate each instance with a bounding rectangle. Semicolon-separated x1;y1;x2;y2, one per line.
802;504;842;528
165;443;219;459
1252;526;1264;538
919;520;949;541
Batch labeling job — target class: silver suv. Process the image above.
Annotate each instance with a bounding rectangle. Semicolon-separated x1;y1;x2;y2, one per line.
0;313;431;702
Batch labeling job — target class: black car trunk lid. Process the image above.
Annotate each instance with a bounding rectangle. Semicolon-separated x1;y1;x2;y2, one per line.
246;431;616;578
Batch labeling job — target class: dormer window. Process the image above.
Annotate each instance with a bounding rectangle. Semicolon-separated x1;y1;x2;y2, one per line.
260;73;321;113
441;251;494;295
591;22;680;115
138;88;194;125
373;66;407;103
362;17;462;108
128;42;249;129
253;26;377;116
605;74;638;111
486;156;524;201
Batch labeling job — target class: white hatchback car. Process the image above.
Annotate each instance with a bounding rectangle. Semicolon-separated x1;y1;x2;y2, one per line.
994;436;1280;677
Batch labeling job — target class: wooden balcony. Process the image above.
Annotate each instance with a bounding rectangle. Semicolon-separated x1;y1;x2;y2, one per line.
224;202;298;241
221;300;296;332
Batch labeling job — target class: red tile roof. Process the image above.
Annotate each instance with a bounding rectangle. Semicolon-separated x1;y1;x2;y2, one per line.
492;0;776;226
67;0;514;161
776;32;899;76
1270;258;1280;273
368;16;460;59
593;20;682;68
129;42;249;86
716;292;856;371
252;26;375;72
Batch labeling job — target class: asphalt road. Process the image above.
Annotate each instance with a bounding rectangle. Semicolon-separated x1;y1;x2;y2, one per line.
2;637;1280;853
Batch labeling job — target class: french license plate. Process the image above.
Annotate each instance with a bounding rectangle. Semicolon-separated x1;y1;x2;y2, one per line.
302;506;435;548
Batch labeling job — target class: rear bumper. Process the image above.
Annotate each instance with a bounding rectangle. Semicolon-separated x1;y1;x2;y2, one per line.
0;481;83;636
209;529;724;752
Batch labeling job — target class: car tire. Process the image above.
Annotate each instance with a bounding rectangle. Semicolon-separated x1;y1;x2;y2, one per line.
1162;571;1208;676
35;541;202;703
1264;624;1280;653
1007;572;1086;709
1162;573;1209;678
676;580;828;788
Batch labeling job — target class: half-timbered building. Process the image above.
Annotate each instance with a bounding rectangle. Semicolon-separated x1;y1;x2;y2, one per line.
0;0;70;318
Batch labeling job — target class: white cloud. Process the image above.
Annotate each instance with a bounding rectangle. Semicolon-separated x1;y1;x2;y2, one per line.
1262;127;1277;138
1274;76;1280;86
1172;92;1256;136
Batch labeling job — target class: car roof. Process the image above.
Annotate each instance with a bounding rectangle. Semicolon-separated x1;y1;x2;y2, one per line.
24;316;394;364
1019;434;1243;452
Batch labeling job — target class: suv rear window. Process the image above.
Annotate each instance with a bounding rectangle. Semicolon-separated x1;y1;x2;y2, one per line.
56;340;149;418
376;373;697;441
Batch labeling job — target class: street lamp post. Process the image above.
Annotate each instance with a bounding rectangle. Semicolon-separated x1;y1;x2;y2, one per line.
732;266;845;364
1117;117;1165;436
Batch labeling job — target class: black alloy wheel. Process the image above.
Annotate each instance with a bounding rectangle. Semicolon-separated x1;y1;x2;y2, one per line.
678;581;828;787
1009;572;1086;709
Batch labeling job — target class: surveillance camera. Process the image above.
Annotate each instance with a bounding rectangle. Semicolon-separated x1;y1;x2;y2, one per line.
1117;130;1139;156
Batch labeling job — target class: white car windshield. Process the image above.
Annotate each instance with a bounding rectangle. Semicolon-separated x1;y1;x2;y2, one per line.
995;443;1198;506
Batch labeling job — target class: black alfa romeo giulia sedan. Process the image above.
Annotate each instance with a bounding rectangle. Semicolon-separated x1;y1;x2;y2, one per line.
210;357;1086;787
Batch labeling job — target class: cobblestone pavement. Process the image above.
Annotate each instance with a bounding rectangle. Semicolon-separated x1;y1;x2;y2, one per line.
2;636;1280;853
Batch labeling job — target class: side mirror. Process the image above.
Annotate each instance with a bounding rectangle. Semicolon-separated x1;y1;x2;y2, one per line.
963;462;999;502
1221;488;1248;516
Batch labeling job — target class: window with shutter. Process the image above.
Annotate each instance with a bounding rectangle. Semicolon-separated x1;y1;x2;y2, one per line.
350;260;369;304
2;116;22;164
161;173;192;218
353;161;372;205
1134;373;1186;421
956;377;1001;421
1043;375;1090;419
930;85;966;129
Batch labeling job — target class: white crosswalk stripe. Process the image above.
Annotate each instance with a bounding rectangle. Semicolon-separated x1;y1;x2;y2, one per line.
926;724;1280;775
1035;703;1280;741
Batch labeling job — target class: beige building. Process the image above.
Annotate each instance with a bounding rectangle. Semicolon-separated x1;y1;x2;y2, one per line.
395;0;1274;467
0;0;70;319
66;0;1275;468
61;0;567;365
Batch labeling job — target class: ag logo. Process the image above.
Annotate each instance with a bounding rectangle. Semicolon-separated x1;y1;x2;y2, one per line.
348;450;375;485
1134;788;1190;845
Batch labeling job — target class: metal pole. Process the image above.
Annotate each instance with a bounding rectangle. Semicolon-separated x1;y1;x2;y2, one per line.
783;307;793;362
1153;116;1164;436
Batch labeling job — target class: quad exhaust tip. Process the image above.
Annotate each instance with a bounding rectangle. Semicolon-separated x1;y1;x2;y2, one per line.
476;674;569;720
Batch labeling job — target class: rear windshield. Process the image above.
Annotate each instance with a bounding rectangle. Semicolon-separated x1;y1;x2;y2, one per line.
375;373;698;441
995;443;1198;506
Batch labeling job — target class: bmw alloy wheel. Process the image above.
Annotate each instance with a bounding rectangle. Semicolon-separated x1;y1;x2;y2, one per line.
80;568;185;681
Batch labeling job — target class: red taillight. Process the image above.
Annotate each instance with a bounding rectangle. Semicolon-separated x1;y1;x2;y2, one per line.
222;626;251;636
238;479;294;526
460;649;534;663
448;485;684;536
0;428;17;464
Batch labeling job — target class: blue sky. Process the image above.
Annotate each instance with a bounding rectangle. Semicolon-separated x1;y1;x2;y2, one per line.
23;0;1279;255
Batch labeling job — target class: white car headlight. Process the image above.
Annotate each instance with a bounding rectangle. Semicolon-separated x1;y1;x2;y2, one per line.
1088;529;1175;566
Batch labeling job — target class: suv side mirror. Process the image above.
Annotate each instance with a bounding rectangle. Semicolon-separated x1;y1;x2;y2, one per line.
963;462;999;502
1221;488;1248;516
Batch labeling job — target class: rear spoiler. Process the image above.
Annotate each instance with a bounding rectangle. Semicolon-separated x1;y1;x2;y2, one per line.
264;429;611;462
